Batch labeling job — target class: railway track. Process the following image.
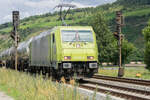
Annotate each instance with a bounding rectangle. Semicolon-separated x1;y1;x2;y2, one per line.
79;83;150;100
29;72;150;100
93;75;150;86
4;65;150;100
76;75;150;100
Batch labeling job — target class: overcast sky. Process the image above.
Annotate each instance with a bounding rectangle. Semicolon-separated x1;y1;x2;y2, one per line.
0;0;116;24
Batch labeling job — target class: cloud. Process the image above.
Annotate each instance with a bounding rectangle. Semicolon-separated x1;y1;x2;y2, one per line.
24;0;61;8
3;15;12;22
71;1;94;8
0;0;117;24
22;12;31;18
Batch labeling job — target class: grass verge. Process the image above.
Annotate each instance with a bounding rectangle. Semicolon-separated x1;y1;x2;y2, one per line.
98;67;150;80
0;68;86;100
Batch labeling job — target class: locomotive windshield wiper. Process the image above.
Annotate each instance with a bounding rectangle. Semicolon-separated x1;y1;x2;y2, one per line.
75;32;81;42
69;32;80;44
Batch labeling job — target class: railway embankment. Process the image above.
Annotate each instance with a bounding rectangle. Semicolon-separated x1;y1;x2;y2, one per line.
0;67;150;100
0;68;127;100
0;68;86;100
78;75;150;100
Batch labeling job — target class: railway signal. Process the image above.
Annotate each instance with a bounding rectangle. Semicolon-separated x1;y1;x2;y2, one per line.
113;32;119;40
11;11;20;70
115;11;124;77
10;30;15;40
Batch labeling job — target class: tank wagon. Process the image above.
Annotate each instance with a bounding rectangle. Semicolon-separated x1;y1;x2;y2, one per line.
0;26;98;78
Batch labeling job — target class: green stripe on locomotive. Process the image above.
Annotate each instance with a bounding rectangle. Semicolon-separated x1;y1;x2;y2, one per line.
29;26;98;69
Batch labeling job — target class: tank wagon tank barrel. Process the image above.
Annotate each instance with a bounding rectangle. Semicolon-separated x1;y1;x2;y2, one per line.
17;29;53;58
17;38;33;58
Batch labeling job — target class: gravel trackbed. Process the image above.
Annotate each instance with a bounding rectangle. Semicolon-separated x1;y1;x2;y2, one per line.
0;92;13;100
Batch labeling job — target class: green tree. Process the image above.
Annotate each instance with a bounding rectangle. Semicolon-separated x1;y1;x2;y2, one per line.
110;40;136;65
89;13;117;64
115;0;150;7
89;13;136;65
143;21;150;70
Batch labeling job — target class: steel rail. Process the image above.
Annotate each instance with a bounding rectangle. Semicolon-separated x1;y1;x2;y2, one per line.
79;84;150;100
93;75;150;86
82;80;150;95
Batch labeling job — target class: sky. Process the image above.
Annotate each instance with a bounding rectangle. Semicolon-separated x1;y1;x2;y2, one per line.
0;0;116;24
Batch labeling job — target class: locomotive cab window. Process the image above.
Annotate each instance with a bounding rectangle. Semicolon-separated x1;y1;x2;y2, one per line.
61;30;93;42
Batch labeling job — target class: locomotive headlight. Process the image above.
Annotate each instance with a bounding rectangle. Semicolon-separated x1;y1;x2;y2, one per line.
64;56;71;60
76;44;80;48
87;56;94;60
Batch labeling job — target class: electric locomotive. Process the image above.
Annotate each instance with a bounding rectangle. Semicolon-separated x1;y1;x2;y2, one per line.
0;26;98;79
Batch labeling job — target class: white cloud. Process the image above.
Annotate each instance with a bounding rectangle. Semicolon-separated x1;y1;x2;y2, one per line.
24;0;61;8
22;12;31;18
3;15;12;22
0;0;117;24
71;2;93;8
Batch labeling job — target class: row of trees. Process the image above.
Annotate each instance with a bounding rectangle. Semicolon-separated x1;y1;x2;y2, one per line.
90;12;150;70
115;0;150;7
89;13;136;65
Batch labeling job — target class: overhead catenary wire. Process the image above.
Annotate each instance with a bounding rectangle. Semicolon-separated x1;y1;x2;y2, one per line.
54;0;76;26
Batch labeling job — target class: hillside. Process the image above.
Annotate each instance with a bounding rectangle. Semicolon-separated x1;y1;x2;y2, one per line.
0;0;150;60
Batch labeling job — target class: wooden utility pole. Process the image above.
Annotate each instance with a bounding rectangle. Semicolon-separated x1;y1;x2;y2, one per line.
116;11;124;77
11;11;20;70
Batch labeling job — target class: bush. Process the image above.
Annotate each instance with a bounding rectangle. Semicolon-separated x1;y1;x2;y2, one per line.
143;24;150;70
89;12;117;63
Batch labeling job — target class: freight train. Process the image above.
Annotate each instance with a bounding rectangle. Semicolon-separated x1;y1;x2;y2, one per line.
0;26;98;79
